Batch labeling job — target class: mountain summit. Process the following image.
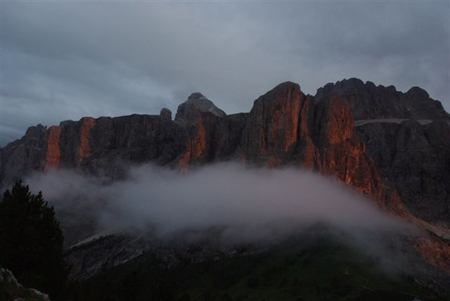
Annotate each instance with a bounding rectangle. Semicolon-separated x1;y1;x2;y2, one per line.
175;92;226;126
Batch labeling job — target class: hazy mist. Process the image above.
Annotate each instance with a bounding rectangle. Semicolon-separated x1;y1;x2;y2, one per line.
26;164;414;244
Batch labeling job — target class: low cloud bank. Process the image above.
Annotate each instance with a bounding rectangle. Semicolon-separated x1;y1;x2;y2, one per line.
26;164;414;244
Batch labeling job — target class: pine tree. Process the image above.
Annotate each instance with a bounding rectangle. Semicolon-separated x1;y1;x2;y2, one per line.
0;180;67;300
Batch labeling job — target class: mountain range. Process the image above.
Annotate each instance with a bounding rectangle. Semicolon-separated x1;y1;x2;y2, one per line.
1;78;450;299
2;78;449;222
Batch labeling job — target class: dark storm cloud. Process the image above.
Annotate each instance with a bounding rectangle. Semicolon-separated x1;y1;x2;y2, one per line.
1;1;449;146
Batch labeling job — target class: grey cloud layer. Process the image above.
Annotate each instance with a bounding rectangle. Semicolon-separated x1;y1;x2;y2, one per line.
26;165;413;242
2;1;449;146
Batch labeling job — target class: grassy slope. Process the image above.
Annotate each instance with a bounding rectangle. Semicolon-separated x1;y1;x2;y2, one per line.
68;239;444;301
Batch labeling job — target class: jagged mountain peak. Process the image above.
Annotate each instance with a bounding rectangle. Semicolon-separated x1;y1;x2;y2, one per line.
183;92;224;115
316;78;379;98
188;92;208;100
175;92;226;126
273;81;301;90
406;86;430;99
315;78;448;121
250;81;303;109
262;81;302;97
159;108;172;121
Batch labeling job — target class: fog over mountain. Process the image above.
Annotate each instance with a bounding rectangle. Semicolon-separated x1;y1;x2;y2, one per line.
26;164;414;244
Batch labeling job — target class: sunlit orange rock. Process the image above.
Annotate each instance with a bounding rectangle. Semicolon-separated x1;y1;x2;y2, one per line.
78;117;96;166
413;236;450;274
176;120;207;168
44;126;61;170
175;93;226;166
241;82;303;161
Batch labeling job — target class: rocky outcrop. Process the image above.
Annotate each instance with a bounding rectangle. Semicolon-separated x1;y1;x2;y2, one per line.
174;93;228;166
412;236;450;275
65;235;150;281
174;92;225;126
0;125;48;186
357;119;450;222
78;117;96;166
159;108;172;121
311;94;386;200
314;79;450;224
44;126;61;171
0;268;50;301
1;115;188;183
315;78;449;121
240;82;304;163
214;113;248;161
65;233;255;281
80;114;188;177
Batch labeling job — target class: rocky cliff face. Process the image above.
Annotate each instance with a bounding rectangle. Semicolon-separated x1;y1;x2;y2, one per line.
174;93;225;166
240;82;303;162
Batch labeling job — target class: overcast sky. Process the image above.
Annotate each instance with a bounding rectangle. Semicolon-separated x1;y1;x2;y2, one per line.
1;0;449;146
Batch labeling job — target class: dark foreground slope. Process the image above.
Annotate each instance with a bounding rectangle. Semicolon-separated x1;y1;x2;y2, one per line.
68;233;444;301
0;268;50;301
